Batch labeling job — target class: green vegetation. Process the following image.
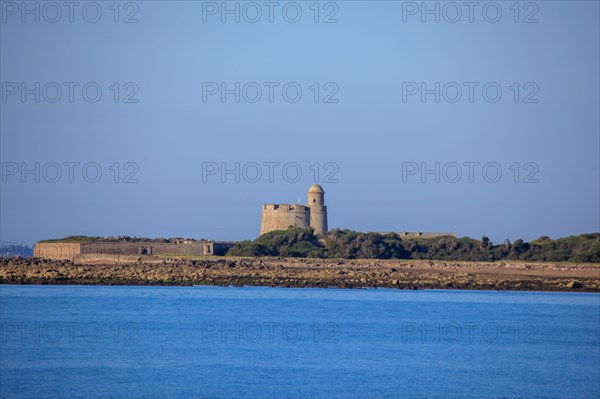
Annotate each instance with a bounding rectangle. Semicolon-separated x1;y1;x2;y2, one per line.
227;229;600;263
40;231;600;263
40;236;106;243
226;228;324;258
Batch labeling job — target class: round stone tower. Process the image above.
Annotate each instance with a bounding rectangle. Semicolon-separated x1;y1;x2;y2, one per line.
308;184;328;234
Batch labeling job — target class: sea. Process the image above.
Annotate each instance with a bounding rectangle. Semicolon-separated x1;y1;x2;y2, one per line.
0;285;598;399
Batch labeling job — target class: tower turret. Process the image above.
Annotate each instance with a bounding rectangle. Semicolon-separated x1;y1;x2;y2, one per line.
308;184;328;234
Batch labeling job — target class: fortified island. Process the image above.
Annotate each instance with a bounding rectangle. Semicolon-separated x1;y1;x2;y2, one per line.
7;184;595;292
33;184;455;261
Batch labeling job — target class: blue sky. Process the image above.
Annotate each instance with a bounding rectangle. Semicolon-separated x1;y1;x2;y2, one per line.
1;0;599;245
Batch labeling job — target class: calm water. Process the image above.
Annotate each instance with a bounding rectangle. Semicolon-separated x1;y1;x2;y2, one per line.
0;285;598;399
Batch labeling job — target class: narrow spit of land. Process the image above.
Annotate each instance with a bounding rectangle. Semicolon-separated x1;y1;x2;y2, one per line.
1;257;599;292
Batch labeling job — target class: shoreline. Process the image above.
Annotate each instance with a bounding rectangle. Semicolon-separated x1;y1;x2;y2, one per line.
1;257;599;292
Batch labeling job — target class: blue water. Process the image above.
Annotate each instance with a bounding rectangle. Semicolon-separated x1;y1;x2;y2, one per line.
0;285;598;399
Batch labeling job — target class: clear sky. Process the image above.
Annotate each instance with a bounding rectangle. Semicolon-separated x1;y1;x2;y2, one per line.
1;0;599;246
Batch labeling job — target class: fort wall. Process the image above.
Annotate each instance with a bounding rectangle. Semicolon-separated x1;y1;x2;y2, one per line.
34;243;81;261
34;241;235;261
260;204;310;235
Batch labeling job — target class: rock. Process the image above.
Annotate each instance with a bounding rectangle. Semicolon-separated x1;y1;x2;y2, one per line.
566;281;583;289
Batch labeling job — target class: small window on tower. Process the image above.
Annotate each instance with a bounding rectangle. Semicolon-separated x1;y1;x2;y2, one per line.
313;199;316;203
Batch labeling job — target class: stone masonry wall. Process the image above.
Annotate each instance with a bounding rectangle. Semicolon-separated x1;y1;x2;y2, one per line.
34;243;81;261
260;204;310;235
33;241;228;261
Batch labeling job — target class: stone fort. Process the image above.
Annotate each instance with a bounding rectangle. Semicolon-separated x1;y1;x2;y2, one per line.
260;184;455;238
34;184;454;261
260;184;328;235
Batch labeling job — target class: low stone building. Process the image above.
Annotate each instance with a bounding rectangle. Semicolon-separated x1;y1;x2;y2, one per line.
34;240;235;261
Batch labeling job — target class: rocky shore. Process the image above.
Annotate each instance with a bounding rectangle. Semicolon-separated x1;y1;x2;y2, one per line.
1;257;599;292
